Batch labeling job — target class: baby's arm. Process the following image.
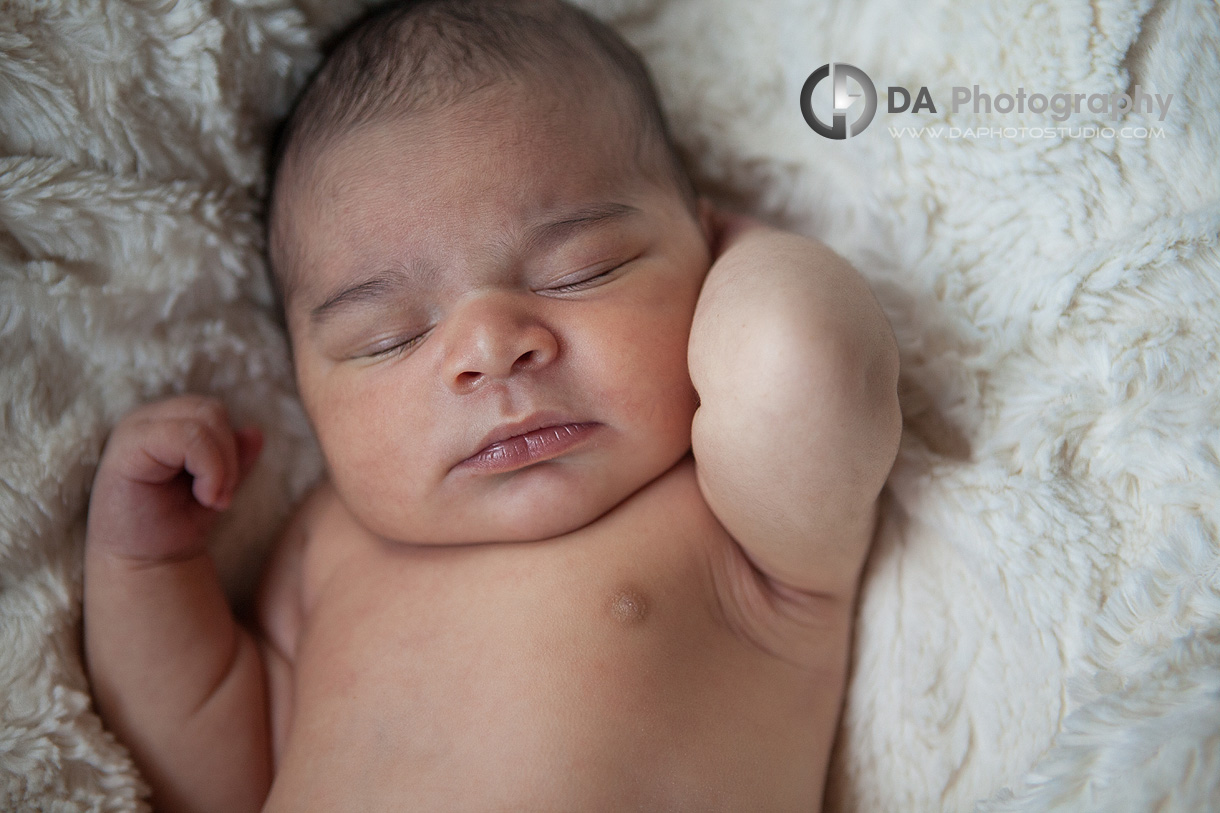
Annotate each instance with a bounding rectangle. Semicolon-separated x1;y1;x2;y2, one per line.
84;395;271;813
689;208;901;599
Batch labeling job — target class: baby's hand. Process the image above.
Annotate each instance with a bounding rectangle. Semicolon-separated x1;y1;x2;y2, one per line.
86;395;262;563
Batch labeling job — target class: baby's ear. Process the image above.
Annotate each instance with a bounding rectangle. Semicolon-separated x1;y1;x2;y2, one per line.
696;197;716;248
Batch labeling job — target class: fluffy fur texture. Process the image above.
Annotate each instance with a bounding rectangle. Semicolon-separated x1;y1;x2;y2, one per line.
1;0;1217;810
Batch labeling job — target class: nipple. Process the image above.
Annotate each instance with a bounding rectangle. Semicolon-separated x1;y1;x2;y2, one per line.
608;587;649;625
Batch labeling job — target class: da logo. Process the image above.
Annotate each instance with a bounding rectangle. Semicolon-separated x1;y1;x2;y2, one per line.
800;63;878;139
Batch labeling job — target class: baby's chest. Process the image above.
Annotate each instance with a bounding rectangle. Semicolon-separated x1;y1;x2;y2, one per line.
271;464;835;808
295;464;737;706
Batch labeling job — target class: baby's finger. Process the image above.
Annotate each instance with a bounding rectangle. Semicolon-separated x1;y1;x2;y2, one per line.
234;426;264;485
170;398;243;507
101;395;260;510
200;406;241;509
123;417;230;510
178;419;237;511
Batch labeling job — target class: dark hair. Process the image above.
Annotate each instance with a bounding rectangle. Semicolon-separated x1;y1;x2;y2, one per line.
266;0;694;308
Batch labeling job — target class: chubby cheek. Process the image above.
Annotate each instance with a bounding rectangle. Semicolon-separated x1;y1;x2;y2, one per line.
300;367;433;520
585;279;700;446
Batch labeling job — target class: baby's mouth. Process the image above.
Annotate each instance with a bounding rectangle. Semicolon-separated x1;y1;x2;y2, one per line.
456;421;602;474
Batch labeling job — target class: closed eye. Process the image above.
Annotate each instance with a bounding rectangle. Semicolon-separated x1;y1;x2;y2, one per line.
360;329;430;359
544;260;632;294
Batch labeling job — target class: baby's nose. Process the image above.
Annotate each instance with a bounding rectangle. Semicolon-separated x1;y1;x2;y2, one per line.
440;293;558;393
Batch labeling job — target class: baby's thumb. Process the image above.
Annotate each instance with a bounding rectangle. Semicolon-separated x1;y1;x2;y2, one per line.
234;426;264;484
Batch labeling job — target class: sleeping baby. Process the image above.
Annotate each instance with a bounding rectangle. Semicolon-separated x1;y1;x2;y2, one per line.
82;0;901;810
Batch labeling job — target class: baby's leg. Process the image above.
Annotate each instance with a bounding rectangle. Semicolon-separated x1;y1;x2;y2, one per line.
84;396;271;813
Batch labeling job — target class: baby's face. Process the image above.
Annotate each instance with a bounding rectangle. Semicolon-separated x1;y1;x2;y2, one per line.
281;87;711;544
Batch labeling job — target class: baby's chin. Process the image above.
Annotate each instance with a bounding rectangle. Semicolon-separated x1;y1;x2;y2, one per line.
367;505;609;548
359;469;643;547
448;488;628;546
495;495;624;543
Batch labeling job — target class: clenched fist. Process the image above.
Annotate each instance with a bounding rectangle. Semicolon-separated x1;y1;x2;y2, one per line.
86;395;263;563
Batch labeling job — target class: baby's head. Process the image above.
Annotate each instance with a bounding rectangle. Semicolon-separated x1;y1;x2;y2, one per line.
267;0;713;544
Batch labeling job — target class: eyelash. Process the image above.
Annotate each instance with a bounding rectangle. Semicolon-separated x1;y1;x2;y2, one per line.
546;262;627;294
365;330;428;359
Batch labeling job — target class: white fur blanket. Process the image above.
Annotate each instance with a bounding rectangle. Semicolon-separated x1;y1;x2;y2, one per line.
2;0;1217;810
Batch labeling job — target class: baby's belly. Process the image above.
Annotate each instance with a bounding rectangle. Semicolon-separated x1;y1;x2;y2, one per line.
263;459;828;812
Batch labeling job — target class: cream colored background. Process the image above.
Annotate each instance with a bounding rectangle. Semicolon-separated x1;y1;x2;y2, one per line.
1;0;1218;809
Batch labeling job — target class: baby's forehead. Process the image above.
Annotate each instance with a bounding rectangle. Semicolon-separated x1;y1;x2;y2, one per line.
292;83;644;210
278;114;654;291
271;70;681;303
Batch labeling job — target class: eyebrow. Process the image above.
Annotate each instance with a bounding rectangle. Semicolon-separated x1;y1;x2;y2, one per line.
520;202;640;254
309;267;419;325
308;202;640;325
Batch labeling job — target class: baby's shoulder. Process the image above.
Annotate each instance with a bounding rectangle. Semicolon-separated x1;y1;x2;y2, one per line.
288;477;347;532
264;479;335;578
257;478;365;631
